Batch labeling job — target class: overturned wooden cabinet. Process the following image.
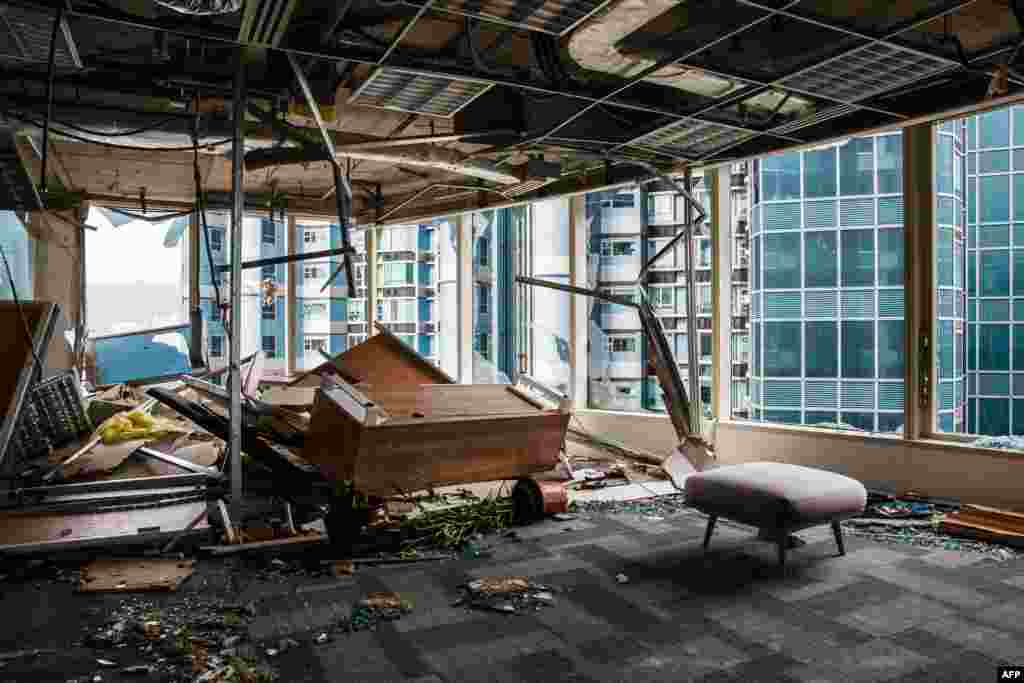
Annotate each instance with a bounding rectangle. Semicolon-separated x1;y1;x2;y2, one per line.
303;380;569;496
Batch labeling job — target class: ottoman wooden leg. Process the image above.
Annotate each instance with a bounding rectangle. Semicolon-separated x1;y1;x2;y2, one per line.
832;520;846;556
777;538;787;567
703;515;717;550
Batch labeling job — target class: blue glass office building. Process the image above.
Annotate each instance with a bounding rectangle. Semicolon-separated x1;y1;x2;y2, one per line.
748;129;968;433
965;106;1024;435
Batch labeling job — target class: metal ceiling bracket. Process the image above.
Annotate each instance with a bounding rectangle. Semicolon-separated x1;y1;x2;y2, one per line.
228;48;247;533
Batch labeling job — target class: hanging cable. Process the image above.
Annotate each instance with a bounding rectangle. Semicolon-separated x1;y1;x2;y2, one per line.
109;207;196;222
1;110;231;152
48;116;182;138
191;103;231;346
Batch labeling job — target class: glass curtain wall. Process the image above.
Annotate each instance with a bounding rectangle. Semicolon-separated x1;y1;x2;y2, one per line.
964;106;1024;435
748;134;911;433
934;121;968;433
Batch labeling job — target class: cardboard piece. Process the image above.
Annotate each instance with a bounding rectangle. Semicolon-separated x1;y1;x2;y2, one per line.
79;558;196;592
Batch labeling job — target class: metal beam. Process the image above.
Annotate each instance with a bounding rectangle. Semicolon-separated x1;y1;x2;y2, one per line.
335;129;518;151
136;446;220;475
228;50;246;533
285;52;357;295
515;276;639;308
680;169;700;434
378;0;438;67
214;245;356;272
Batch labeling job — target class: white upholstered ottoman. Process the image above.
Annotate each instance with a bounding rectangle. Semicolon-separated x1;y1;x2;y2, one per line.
684;462;868;566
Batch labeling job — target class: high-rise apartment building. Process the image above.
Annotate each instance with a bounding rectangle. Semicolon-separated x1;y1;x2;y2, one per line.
184;213;510;384
584;166;752;416
190;212;291;381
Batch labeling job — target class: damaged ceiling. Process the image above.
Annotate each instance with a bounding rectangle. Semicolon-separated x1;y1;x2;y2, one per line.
0;0;1021;223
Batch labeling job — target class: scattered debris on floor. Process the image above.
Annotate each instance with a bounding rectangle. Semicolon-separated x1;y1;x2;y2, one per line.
399;493;515;553
78;594;272;682
338;592;412;632
941;505;1024;548
456;577;556;614
569;493;690;516
867;500;936;519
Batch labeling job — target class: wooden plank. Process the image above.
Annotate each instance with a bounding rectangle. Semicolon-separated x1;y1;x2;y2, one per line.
297;325;456;389
357;384;540;419
201;532;327;555
78;558;195;593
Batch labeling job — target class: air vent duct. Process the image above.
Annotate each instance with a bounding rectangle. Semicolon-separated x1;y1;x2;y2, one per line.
626;118;754;159
350;69;493;118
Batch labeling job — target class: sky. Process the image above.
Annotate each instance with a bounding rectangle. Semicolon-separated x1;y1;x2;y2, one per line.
84;205;183;285
84;206;186;334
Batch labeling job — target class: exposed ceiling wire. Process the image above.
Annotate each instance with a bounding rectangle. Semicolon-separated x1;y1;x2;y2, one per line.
190;106;231;346
2;110;232;152
43;116;182;138
109;207;195;222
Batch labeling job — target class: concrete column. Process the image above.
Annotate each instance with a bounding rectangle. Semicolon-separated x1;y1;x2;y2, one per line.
709;166;732;421
286;214;297;375
366;225;377;334
570;194;588;409
458;213;474;383
904;123;935;440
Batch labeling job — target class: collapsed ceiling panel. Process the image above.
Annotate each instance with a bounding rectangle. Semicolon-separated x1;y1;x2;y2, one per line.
2;0;1014;222
404;0;609;35
775;42;959;104
0;3;80;69
349;68;494;118
900;0;1020;53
